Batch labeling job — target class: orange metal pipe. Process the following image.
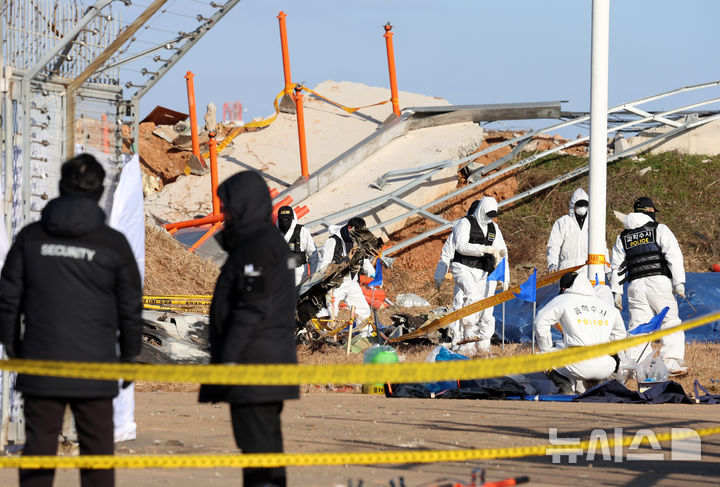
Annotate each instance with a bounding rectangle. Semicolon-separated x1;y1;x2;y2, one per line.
272;196;293;213
101;114;110;153
164;213;224;231
208;131;221;216
185;71;201;159
269;187;279;199
277;11;293;96
383;23;401;117
294;205;309;219
189;221;223;253
294;85;309;178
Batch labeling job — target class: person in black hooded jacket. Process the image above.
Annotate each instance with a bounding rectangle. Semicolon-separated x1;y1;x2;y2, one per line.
199;171;299;487
0;153;142;487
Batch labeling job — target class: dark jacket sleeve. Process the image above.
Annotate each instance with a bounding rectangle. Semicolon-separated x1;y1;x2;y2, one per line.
114;237;143;360
0;231;25;357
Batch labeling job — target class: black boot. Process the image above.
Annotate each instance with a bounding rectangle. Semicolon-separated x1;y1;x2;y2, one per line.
546;369;574;394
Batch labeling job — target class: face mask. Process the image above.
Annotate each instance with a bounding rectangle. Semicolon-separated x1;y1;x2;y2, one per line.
641;210;656;221
485;210;498;219
278;217;292;234
574;206;588;216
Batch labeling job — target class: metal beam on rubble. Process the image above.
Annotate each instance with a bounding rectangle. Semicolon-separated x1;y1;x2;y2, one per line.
461;79;720;178
273;101;564;207
404;101;563;130
128;0;243;152
381;110;720;257
302;82;720;257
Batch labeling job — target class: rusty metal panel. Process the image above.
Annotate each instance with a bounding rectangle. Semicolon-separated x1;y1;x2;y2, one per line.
141;105;188;126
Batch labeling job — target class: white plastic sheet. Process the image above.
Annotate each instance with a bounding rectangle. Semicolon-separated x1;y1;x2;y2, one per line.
109;154;145;442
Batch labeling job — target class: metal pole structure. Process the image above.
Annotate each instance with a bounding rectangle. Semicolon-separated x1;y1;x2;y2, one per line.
0;22;9;452
383;23;401;118
587;0;610;284
19;0;113;222
294;85;309;179
65;0;169;158
277;11;295;113
185;71;202;161
502;302;505;351
130;93;140;154
208;131;220;216
101;113;109;153
532;301;537;354
278;11;293;96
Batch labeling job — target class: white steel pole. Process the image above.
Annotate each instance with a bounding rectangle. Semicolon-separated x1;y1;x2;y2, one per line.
588;0;610;284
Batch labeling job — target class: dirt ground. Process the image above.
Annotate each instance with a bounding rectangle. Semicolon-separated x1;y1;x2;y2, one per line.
1;392;717;487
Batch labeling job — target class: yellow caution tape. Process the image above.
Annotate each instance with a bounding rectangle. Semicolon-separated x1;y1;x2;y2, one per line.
1;310;718;385
144;295;213;300
142;304;209;313
300;85;391;114
1;426;717;469
142;296;212;313
392;265;584;342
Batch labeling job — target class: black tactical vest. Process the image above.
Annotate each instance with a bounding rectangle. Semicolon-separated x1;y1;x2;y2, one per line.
287;224;306;267
453;216;497;272
330;234;347;264
619;222;671;284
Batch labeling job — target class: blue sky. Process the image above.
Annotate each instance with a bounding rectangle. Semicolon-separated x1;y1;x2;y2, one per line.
121;1;720;130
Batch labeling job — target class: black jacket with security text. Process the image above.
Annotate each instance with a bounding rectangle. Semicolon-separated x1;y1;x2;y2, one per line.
0;195;143;398
199;171;299;405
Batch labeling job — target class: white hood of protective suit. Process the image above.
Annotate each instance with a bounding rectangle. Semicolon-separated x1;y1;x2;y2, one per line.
472;196;498;225
623;212;653;230
568;188;589;217
594;284;614;306
563;272;597;298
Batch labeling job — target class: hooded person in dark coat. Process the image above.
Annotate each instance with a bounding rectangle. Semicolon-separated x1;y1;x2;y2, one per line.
0;153;143;487
199;171;299;487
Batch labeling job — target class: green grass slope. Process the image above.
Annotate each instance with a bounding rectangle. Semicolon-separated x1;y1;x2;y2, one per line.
502;151;720;281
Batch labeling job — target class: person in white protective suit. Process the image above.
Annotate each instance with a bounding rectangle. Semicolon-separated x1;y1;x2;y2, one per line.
547;188;590;272
535;272;626;394
610;197;687;374
276;205;317;286
450;196;509;355
317;217;375;335
433;200;480;347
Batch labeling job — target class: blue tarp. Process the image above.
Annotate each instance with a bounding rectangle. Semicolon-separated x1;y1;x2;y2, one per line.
493;272;720;343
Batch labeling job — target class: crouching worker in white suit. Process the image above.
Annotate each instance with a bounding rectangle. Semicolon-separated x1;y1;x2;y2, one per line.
317;217;375;335
535;272;627;394
450;196;509;355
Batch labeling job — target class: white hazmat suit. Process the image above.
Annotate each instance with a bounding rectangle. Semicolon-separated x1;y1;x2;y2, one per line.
277;209;317;286
547;188;590;271
610;212;686;371
434;223;464;346
317;225;373;332
450;197;509;354
535;273;626;391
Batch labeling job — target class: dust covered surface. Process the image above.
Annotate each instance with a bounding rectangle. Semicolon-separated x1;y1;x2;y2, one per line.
8;386;719;487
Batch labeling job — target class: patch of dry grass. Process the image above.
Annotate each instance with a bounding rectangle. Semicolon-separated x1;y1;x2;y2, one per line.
143;222;220;295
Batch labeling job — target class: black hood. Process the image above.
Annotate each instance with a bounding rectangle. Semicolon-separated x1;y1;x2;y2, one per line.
216;171;272;249
40;195;106;237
